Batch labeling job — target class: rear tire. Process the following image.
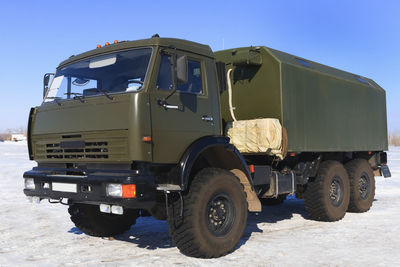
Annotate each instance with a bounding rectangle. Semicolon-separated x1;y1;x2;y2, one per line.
68;203;139;237
167;168;248;258
345;159;375;212
304;160;350;221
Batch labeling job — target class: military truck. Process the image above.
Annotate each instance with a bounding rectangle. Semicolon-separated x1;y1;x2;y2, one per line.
23;35;391;258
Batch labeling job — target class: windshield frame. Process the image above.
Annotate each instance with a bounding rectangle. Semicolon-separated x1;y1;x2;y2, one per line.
43;46;154;104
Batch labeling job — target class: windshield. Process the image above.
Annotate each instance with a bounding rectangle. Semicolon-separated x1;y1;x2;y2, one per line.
44;48;152;102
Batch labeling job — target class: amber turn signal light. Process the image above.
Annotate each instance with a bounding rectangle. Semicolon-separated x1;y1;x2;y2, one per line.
142;136;152;143
122;184;136;198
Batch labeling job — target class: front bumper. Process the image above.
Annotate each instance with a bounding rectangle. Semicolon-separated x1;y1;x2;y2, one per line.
23;167;156;210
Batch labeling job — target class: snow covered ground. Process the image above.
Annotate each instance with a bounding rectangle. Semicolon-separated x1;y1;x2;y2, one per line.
0;141;399;266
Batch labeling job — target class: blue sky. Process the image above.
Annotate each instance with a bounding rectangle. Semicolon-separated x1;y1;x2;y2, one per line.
0;0;399;132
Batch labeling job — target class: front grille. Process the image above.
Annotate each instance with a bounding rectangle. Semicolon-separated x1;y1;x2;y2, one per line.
45;142;109;159
33;130;128;162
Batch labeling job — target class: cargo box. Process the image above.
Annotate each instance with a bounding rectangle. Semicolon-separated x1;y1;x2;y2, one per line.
215;47;388;153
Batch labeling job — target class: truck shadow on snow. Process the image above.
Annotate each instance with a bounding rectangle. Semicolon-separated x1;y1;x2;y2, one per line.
68;196;309;252
114;217;175;249
238;196;308;247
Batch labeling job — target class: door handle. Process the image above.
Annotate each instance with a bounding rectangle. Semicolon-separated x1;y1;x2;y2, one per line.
163;104;179;110
202;115;214;122
158;100;179;110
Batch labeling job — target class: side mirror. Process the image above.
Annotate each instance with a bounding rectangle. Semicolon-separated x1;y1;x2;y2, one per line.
176;55;188;84
43;73;54;98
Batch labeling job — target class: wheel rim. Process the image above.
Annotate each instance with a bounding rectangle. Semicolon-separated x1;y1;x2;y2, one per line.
329;176;344;207
206;193;236;236
359;172;371;200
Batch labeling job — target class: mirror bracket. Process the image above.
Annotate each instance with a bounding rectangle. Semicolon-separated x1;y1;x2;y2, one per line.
43;73;55;98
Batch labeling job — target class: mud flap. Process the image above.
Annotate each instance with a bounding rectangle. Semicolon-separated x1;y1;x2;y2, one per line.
380;165;391;178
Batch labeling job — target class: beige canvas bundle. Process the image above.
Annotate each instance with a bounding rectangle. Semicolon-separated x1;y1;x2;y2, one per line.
226;118;283;159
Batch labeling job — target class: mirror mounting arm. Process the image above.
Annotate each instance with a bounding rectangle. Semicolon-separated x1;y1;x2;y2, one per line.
161;47;188;103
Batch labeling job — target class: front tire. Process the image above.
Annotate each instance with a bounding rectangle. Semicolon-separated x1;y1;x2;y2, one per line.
167;168;248;258
345;159;375;212
68;203;139;237
304;160;350;221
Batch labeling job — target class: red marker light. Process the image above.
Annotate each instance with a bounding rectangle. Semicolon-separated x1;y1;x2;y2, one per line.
105;42;110;46
249;165;255;173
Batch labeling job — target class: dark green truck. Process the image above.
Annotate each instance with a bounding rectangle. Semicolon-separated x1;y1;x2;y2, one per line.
23;35;391;258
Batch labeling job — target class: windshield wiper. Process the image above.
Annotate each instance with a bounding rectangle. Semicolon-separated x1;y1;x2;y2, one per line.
65;93;85;103
46;97;62;106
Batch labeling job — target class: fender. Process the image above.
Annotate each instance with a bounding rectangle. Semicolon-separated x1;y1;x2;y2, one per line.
178;136;253;191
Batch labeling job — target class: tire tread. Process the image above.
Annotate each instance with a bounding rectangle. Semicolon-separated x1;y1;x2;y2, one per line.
167;168;248;258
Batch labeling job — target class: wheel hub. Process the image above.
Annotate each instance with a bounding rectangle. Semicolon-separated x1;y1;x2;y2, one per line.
359;172;370;199
206;194;235;236
209;201;226;225
329;176;344;207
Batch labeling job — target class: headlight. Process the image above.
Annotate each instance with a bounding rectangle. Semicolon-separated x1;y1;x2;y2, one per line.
106;184;136;198
24;178;35;190
106;184;122;197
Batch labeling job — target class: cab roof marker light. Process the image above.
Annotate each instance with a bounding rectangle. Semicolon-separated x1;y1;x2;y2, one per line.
96;44;101;48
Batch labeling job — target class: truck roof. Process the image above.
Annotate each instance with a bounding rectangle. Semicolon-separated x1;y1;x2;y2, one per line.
58;37;214;68
216;46;380;90
264;46;380;89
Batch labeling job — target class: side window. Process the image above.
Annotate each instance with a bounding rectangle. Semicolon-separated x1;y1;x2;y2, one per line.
157;54;203;94
178;60;203;94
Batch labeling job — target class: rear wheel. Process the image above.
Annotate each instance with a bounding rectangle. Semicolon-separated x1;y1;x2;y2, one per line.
345;159;375;212
68;203;139;237
167;168;248;258
304;160;350;221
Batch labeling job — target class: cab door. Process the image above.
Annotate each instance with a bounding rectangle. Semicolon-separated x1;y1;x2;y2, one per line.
149;49;218;163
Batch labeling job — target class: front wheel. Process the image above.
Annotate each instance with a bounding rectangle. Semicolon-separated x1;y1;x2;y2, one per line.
168;168;248;258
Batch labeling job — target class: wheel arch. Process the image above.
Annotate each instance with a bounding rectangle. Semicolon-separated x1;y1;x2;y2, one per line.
179;136;249;189
179;136;261;212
